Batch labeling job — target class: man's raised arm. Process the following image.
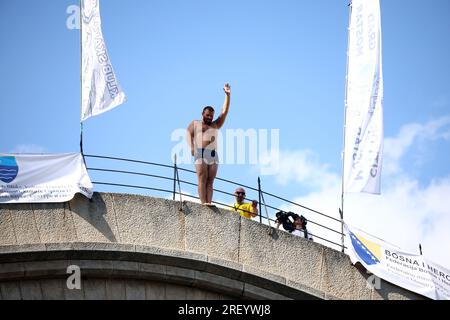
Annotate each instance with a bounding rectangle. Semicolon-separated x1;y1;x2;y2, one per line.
214;83;231;129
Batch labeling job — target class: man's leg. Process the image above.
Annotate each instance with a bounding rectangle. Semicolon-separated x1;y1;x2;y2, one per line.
195;161;208;204
206;163;218;204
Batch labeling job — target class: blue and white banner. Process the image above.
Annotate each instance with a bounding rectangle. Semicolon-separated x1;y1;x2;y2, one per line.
344;0;384;194
345;224;450;300
0;153;93;203
81;0;126;122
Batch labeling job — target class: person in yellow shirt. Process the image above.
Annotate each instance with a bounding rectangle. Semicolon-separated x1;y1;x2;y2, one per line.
231;187;258;219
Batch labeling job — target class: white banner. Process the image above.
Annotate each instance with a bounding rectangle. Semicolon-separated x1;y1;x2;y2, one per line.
81;0;126;122
344;0;384;194
0;153;93;203
345;224;450;300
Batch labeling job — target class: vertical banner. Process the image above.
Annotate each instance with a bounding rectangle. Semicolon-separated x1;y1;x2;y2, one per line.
81;0;126;122
344;0;384;194
345;224;450;300
0;153;93;203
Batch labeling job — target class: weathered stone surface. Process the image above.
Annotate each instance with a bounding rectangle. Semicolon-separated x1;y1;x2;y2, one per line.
125;279;146;300
243;283;290;300
184;202;240;262
194;270;244;297
286;279;325;300
372;278;425;300
69;193;119;243
45;242;74;252
138;263;166;281
69;259;115;278
1;243;47;253
32;203;77;243
0;262;25;280
185;286;207;300
83;279;107;300
20;280;43;300
40;279;65;300
111;194;184;249
239;218;324;292
0;207;17;245
206;256;243;279
63;285;84;300
106;279;126;300
145;281;166;300
6;204;40;245
166;265;196;286
0;281;22;300
242;265;286;287
111;260;139;278
135;245;207;270
23;260;68;278
320;246;373;300
0;193;423;300
165;282;187;300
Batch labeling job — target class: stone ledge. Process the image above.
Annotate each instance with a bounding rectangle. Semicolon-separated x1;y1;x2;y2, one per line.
0;193;424;300
0;243;316;299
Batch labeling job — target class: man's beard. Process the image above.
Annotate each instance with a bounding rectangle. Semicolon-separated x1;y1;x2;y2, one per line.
203;118;212;125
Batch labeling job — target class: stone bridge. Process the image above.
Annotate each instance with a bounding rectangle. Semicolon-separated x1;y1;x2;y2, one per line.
0;193;422;300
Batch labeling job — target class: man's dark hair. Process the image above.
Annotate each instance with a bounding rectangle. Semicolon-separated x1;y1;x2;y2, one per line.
203;106;215;113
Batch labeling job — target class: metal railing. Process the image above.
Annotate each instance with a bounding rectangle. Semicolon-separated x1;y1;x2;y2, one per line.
84;154;346;251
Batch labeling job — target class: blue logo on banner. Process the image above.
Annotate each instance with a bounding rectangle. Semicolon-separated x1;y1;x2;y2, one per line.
0;156;19;183
349;231;380;266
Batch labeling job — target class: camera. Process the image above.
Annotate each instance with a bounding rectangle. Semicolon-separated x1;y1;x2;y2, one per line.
275;211;308;232
275;211;297;232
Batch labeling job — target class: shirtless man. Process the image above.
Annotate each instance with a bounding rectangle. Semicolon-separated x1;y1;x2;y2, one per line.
187;83;231;205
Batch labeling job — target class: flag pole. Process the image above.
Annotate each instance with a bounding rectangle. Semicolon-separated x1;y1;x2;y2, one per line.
340;1;353;253
79;0;84;155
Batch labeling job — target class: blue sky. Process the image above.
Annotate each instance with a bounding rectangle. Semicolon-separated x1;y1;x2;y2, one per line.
1;0;450;269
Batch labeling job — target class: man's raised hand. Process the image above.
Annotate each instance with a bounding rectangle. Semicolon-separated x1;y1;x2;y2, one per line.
223;83;231;95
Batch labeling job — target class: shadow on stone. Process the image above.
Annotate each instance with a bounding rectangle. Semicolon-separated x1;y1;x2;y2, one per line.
69;193;118;242
181;201;192;216
207;206;221;214
269;227;279;240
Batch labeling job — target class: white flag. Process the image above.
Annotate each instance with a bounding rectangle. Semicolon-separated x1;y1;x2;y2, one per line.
81;0;126;122
343;0;383;194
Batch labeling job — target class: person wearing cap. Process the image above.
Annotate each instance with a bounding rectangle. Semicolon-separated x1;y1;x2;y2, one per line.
231;187;258;219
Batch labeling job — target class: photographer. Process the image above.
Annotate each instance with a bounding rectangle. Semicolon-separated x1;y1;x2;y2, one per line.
292;214;313;240
275;211;313;241
275;211;297;233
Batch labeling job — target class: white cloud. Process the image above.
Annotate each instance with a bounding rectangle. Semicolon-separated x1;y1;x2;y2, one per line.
257;116;450;269
8;144;47;154
260;149;340;190
384;116;450;175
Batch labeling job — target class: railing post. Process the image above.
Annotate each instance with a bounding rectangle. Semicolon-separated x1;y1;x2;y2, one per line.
175;161;183;212
258;177;262;224
173;154;177;201
339;208;344;252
